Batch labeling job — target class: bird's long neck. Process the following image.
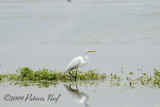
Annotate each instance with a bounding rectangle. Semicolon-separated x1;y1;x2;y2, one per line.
80;53;89;67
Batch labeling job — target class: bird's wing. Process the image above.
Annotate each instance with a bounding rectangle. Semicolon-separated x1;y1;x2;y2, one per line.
65;56;83;73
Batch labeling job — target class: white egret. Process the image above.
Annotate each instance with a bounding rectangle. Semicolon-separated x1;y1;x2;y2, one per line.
65;50;96;81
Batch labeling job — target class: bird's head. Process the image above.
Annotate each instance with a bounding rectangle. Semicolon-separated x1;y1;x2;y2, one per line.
85;50;96;54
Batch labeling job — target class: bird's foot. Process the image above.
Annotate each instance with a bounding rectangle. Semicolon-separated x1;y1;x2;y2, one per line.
74;77;77;81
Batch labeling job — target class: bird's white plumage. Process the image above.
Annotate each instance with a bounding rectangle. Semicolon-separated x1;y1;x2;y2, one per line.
65;56;84;73
65;50;96;77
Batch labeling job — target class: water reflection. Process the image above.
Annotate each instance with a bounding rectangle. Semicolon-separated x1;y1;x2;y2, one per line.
64;84;90;107
1;79;105;89
67;0;71;3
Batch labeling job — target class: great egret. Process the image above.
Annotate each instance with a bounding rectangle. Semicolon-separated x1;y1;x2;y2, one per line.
65;50;96;81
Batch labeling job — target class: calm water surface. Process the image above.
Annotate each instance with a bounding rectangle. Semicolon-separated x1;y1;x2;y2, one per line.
0;82;160;107
0;0;160;106
0;0;160;73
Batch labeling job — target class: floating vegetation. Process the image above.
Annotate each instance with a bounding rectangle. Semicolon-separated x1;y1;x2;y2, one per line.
0;67;106;81
12;67;106;81
0;74;2;80
7;80;60;88
153;68;160;88
106;68;160;89
107;73;121;87
0;67;106;88
0;67;160;89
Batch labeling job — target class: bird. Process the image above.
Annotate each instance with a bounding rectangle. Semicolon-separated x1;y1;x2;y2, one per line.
64;84;90;107
65;50;96;81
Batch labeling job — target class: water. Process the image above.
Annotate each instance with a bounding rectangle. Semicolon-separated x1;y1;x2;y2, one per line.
0;82;160;107
0;0;160;106
0;0;160;73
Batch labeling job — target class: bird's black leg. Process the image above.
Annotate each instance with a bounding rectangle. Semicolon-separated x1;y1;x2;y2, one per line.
69;69;76;79
69;69;77;81
75;70;77;81
69;71;74;78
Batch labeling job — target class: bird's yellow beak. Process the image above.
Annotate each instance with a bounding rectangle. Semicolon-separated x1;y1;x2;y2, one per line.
87;50;96;52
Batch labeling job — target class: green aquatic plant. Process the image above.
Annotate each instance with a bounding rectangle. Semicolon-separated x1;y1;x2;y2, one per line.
1;67;106;82
104;69;160;89
1;67;160;89
108;73;121;87
153;68;160;88
8;80;60;88
0;74;8;81
0;67;107;88
137;73;151;86
0;74;2;80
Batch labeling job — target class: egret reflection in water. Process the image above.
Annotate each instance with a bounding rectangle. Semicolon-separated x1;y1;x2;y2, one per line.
64;84;90;107
67;0;71;3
